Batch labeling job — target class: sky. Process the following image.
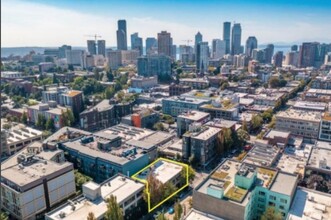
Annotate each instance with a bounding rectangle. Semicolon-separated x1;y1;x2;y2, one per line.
2;0;331;47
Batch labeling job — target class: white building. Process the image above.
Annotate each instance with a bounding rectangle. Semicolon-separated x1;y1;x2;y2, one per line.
66;50;86;67
45;175;144;220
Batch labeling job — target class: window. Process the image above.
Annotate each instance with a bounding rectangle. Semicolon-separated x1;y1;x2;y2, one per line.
268;201;275;206
279;205;285;210
259;191;265;196
280;198;288;204
269;195;276;201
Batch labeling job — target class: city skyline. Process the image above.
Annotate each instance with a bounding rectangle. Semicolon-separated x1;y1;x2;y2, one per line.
2;0;331;47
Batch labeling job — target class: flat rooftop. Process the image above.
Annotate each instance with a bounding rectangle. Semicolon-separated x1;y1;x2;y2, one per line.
97;124;154;142
80;99;113;114
163;97;210;105
197;160;250;205
184;209;224;220
307;141;331;171
293;101;327;111
135;159;183;184
276;144;313;175
44;127;91;145
264;129;291;140
276;109;322;122
270;172;297;196
243;141;280;167
1;148;72;188
127;131;174;150
287;187;331;220
2;123;42;144
191;126;221;141
46;175;144;220
206;119;237;129
62;137;145;166
178;110;210;121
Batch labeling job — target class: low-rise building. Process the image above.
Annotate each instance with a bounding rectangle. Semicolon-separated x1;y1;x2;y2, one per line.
263;129;291;147
275;109;322;139
1;142;75;220
122;108;159;129
306;140;331;176
287;187;331;220
130;75;158;90
27;102;68;129
1;122;43;157
243;140;281;167
59;131;149;183
179;78;210;89
45;175;145;220
162;97;211;117
169;83;191;96
200;100;239;120
293;101;327;112
79;100;116;132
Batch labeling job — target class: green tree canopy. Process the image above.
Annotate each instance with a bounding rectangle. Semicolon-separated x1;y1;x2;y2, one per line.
105;195;124;220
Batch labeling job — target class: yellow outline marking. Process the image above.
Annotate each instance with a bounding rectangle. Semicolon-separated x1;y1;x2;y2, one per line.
131;158;189;213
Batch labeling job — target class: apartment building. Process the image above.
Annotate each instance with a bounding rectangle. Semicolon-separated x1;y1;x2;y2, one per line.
179;78;210;89
182;125;222;167
193;160;297;220
162;97;211;117
1;142;75;220
0;123;43;157
177;111;210;137
275;109;322;139
199;100;239;120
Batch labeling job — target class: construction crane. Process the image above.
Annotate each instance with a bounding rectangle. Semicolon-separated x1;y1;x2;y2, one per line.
182;40;193;46
84;34;102;42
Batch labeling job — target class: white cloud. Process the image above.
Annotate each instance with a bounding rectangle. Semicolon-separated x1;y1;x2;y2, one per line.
2;0;331;47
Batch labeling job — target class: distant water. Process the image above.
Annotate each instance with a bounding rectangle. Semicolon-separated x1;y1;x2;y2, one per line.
1;45;292;58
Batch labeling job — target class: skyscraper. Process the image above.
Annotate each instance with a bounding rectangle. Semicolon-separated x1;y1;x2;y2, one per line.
264;44;274;64
146;37;157;55
291;45;298;52
97;40;106;56
212;39;226;59
87;40;97;55
223;22;231;54
195;32;203;55
231;23;242;55
117;20;127;50
58;45;72;58
131;33;143;56
245;36;258;57
137;54;172;79
196;42;209;73
299;42;319;68
172;45;177;60
273;51;283;67
157;31;172;57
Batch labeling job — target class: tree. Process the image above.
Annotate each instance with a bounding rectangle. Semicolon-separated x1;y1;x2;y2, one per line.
269;77;280;88
237;129;250;146
153;122;165;131
261;108;273;122
87;212;96;220
144;173;164;207
221;82;229;90
251;114;263;131
187;165;195;182
36;114;46;129
242;118;248;132
45;118;55;131
223;128;233;152
74;170;92;192
261;207;282;220
62;109;75;126
156;212;168;220
21;111;28;124
104;87;116;99
0;212;8;220
174;201;183;220
105;195;124;220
